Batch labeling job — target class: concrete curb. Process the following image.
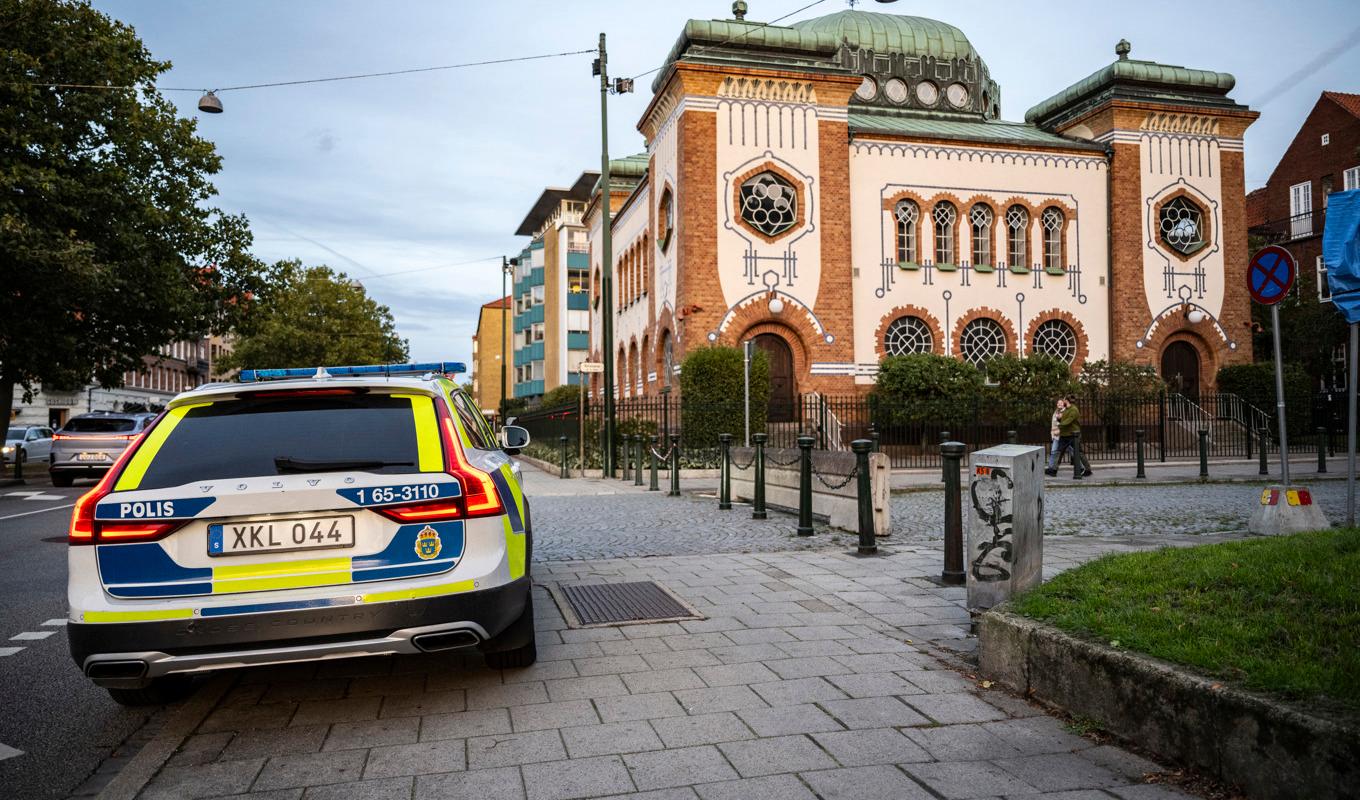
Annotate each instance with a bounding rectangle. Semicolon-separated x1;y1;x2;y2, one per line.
978;609;1360;800
95;673;235;800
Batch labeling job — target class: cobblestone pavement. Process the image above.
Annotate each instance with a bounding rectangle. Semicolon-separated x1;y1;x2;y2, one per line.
889;478;1356;540
134;548;1203;800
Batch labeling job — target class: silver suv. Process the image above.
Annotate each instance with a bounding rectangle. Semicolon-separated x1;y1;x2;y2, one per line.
51;412;157;487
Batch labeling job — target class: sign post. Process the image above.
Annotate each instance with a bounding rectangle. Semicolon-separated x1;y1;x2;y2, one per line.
579;362;605;476
743;340;754;448
1247;246;1329;534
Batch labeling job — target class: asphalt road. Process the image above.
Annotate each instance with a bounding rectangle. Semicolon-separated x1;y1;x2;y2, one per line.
0;479;164;799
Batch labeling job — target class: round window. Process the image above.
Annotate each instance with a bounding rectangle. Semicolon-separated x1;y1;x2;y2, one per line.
884;316;933;356
739;171;798;238
1032;320;1077;364
1159;196;1207;256
960;318;1007;366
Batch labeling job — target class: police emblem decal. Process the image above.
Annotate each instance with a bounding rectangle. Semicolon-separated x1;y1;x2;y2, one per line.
415;525;442;560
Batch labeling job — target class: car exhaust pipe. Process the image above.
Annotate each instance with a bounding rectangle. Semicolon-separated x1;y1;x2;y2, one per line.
411;629;480;653
86;659;148;684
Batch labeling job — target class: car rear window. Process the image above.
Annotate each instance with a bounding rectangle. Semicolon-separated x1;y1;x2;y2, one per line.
132;394;429;491
64;418;137;433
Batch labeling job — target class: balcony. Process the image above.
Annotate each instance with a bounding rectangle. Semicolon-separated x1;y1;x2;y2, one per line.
1251;209;1326;244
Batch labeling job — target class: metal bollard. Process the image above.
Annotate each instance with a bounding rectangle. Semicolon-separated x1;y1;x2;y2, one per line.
668;433;681;497
622;435;633;481
718;433;732;510
940;430;951;483
1317;427;1328;474
634;436;644;486
797;435;815;536
1135;429;1146;479
13;444;23;481
1006;430;1018;444
852;439;876;555
559;436;569;479
870;429;880;453
1259;426;1270;476
1198;429;1209;480
940;441;966;585
648;436;660;491
752;433;767;520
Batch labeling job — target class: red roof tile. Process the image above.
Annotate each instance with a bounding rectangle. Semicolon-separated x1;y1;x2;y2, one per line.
1323;91;1360;119
1246;187;1268;229
482;296;511;310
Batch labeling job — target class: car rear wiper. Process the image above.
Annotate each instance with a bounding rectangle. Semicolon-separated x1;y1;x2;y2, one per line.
273;456;414;474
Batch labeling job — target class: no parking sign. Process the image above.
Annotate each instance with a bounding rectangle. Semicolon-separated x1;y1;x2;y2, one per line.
1248;245;1296;305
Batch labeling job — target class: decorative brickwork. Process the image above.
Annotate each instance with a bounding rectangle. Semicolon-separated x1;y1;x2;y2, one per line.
1024;308;1089;370
951;307;1018;358
675;108;718;367
873;305;944;358
1215;148;1254;371
1108;142;1147;366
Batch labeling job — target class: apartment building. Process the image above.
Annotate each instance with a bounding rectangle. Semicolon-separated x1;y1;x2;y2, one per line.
471;296;511;416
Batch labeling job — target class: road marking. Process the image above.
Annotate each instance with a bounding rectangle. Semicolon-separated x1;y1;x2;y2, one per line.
11;631;53;641
3;491;65;501
4;491;40;497
42;619;67;627
0;743;21;761
0;647;24;657
0;502;74;521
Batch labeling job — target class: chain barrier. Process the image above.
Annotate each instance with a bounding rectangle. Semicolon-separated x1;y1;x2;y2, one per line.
765;451;802;467
650;444;675;462
811;463;859;491
730;451;757;471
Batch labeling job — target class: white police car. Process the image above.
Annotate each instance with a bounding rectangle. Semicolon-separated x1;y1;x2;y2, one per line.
66;362;534;705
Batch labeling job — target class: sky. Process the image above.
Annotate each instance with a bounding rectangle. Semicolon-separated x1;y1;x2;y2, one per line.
92;0;1360;367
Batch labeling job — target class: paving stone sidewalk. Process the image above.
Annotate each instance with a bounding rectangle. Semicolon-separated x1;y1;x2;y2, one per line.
134;541;1214;799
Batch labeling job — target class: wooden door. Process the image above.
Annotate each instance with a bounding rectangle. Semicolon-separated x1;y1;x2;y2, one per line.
754;334;795;422
1161;341;1200;398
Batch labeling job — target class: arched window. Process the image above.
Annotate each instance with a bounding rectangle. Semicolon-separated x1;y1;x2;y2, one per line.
1159;196;1206;256
884;316;933;356
933;201;957;265
960;318;1008;366
894;200;919;265
1006;205;1029;268
739;171;798;237
661;331;675;387
1042;207;1065;272
970;204;994;267
1032;319;1078;364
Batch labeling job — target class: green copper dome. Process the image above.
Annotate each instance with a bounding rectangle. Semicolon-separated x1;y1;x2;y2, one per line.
789;9;979;64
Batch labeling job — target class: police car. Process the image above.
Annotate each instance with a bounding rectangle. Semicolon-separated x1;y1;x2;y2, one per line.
66;362;534;705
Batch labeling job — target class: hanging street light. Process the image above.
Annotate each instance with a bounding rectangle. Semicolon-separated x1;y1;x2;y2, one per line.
197;91;224;113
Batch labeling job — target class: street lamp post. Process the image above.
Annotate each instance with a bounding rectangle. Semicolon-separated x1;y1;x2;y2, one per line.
501;257;516;424
595;33;629;477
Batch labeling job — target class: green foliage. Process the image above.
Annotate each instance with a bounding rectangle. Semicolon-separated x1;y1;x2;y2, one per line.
501;397;528;419
1216;362;1313;406
1078;360;1165;399
679;346;769;449
220;261;407;371
1012;529;1360;710
0;0;267;435
871;353;983;427
1249;247;1348;389
537;384;581;410
981;354;1079;426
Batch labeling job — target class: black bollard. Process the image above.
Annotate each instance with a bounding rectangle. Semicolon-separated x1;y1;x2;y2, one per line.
559;436;569;479
1317;427;1328;474
1135;429;1146;479
1006;430;1018;444
634;436;644;486
870;429;880;453
797;435;815;536
622;435;633;481
940;430;951;483
12;444;23;481
1259;426;1269;476
668;433;681;497
852;439;876;555
752;433;767;520
648;435;660;491
718;433;732;510
941;441;966;585
1198;429;1209;480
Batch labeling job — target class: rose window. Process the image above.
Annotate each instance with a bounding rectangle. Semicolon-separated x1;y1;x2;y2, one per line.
884;316;933;356
1159;196;1206;256
1032;319;1077;364
739;171;798;237
960;318;1008;366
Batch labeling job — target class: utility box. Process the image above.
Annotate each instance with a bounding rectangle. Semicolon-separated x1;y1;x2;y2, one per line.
966;444;1045;610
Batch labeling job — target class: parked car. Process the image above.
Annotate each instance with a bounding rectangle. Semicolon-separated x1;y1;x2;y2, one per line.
50;412;157;487
65;362;534;706
3;426;54;465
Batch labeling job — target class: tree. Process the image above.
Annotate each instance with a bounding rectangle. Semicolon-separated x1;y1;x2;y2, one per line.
220;261;407;371
871;353;983;427
537;384;581;410
982;354;1078;426
0;0;266;440
1077;359;1165;399
1247;233;1347;389
679;346;769;450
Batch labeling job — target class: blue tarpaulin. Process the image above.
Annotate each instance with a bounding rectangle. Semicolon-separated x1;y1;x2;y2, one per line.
1325;189;1360;323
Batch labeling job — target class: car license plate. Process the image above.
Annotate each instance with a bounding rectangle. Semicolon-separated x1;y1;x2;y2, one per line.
208;515;355;557
76;452;109;462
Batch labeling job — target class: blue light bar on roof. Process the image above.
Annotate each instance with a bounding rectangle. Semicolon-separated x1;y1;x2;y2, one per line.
238;361;467;383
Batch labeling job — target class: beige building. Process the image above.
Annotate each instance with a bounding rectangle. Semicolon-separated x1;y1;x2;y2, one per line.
471;296;511;416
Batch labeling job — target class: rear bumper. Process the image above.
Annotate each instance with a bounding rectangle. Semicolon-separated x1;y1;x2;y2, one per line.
69;577;531;687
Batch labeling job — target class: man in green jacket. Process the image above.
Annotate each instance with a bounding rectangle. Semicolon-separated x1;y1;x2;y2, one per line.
1045;395;1092;479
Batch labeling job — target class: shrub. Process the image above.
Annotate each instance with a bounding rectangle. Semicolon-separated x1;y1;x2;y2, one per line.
1216;362;1312;407
1078;359;1165;399
871;353;983;427
679;346;769;450
982;354;1079;426
537;384;581;410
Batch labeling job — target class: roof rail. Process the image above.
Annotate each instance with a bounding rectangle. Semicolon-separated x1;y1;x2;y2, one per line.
238;361;467;383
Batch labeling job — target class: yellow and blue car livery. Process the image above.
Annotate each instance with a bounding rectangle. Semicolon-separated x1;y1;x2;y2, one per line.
66;362;533;690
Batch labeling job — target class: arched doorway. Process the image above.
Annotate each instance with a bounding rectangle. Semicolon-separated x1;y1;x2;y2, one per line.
753;333;795;422
1161;341;1201;397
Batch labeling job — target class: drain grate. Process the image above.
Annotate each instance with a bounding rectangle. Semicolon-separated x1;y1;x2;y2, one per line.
549;581;704;628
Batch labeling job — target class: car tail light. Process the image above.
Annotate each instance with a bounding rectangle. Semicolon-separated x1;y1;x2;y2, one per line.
437;406;505;519
373;499;463;523
96;521;186;542
69;432;150;546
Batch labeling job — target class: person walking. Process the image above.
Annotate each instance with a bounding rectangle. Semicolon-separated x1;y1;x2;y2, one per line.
1046;394;1093;479
1045;398;1066;474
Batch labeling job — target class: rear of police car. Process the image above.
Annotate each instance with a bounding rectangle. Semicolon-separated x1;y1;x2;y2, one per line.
66;363;533;705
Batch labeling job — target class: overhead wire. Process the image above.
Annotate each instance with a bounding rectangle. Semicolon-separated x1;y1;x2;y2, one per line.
627;0;831;81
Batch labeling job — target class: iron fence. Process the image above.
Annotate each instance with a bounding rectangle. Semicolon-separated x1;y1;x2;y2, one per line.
513;390;1351;470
